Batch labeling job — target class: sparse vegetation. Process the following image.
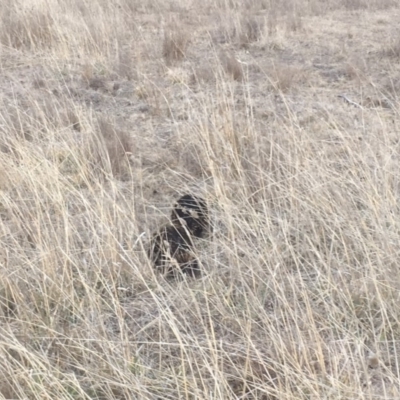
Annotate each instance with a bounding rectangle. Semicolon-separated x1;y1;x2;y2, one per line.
1;0;400;399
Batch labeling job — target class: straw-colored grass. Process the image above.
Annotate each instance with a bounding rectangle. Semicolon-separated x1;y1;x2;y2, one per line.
1;0;400;398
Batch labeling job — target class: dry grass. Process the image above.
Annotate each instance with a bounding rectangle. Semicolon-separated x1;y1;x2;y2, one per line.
162;23;190;65
1;0;400;399
220;51;244;81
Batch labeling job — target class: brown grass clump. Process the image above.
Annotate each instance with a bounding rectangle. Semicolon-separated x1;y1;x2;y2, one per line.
270;64;306;92
285;11;303;32
220;51;244;81
383;35;400;58
238;15;265;48
93;118;133;178
190;65;216;85
0;4;56;49
162;23;190;64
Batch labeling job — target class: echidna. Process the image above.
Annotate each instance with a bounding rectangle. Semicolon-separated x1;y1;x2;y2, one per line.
148;194;210;278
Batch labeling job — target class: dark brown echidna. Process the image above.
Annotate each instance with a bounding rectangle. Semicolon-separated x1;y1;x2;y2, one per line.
148;194;210;278
171;194;210;238
148;224;200;277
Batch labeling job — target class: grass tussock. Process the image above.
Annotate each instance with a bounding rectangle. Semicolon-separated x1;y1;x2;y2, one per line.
270;64;307;92
162;23;190;65
1;0;400;399
0;3;56;49
220;51;244;81
239;16;264;46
